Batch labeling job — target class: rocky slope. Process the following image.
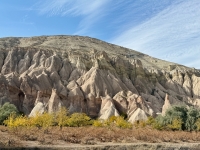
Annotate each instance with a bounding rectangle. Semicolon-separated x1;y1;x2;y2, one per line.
0;35;200;122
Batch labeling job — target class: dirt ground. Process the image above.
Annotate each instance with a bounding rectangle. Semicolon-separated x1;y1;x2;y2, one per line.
1;126;200;150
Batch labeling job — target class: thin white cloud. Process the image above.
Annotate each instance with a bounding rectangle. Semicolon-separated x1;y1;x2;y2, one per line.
30;0;200;68
35;0;111;34
111;0;200;68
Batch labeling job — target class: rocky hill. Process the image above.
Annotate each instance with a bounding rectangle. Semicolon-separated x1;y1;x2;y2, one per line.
0;35;200;122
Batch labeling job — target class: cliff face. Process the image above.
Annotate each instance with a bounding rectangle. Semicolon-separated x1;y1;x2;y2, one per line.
0;35;200;122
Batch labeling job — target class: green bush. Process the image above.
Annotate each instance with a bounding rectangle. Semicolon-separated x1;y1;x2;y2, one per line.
144;106;187;130
148;106;200;131
153;114;167;129
146;116;165;130
186;107;200;131
164;106;188;130
0;102;18;124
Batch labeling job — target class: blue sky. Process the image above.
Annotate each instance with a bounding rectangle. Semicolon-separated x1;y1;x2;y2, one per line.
0;0;200;69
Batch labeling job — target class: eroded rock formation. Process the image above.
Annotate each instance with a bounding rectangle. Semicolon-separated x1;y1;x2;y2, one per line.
0;35;200;122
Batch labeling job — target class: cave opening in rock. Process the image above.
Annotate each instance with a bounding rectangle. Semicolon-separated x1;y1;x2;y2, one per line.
18;91;25;112
18;91;25;97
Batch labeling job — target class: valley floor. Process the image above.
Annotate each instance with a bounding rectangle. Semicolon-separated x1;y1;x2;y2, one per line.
1;126;200;150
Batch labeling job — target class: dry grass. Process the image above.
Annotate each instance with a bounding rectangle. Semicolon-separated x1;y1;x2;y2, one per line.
0;126;21;148
1;125;200;148
133;127;200;143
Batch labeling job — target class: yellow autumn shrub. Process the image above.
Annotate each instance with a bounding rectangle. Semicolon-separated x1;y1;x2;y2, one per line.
4;114;30;129
55;107;69;128
146;116;155;125
93;120;104;127
167;118;182;130
195;118;200;131
115;116;132;129
93;116;132;129
66;113;92;127
3;113;16;128
12;115;28;127
133;120;147;128
30;112;53;129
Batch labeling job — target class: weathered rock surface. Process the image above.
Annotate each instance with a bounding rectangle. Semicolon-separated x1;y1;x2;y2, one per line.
99;95;119;120
0;35;200;122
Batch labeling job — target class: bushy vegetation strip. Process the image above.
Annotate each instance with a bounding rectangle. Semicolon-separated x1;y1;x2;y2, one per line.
2;102;200;132
2;103;200;146
2;104;132;130
136;105;200;131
